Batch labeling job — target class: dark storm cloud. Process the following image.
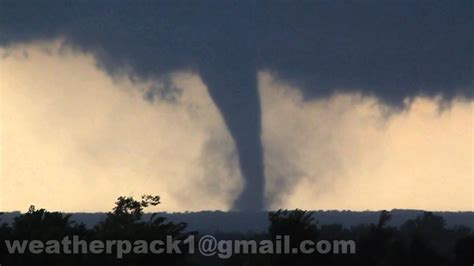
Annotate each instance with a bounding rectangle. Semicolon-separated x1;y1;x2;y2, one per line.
264;1;472;106
1;0;472;210
2;0;471;102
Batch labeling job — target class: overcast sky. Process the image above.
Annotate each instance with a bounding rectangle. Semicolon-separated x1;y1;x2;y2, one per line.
1;42;472;212
1;0;472;212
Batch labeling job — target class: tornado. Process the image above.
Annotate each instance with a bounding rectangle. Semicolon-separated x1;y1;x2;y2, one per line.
197;3;263;210
200;63;263;211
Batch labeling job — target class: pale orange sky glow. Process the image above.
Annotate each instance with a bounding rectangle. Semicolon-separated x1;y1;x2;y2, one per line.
1;42;473;212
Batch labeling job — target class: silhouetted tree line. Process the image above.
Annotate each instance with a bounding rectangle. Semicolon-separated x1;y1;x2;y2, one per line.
222;210;474;266
1;197;473;266
0;196;194;266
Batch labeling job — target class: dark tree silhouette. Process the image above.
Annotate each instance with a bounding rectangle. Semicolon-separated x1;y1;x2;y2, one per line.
0;196;195;266
1;207;473;266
